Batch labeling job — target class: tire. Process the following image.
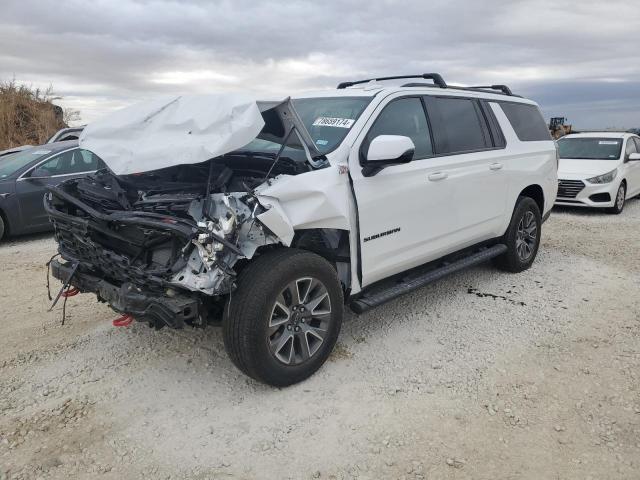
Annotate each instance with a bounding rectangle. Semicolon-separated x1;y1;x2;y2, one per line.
607;182;626;214
493;196;542;273
0;215;4;241
223;248;343;387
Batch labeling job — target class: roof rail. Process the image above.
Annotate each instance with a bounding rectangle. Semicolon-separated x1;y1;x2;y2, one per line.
337;73;447;89
467;85;514;96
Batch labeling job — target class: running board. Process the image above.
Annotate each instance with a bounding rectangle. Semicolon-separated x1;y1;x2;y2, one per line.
349;244;507;314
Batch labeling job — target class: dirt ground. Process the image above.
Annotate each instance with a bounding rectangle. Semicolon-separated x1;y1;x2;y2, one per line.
1;199;639;480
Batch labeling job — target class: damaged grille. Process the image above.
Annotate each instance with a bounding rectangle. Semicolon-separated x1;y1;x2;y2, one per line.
51;214;178;291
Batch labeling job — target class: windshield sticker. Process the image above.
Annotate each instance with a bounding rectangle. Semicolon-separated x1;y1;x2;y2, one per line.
32;150;51;155
313;117;355;128
598;141;619;145
315;139;328;146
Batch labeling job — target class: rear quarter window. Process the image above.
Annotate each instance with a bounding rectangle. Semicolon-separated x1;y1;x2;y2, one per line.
500;103;551;142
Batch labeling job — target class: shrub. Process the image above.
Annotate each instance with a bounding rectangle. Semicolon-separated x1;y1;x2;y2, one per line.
0;80;73;150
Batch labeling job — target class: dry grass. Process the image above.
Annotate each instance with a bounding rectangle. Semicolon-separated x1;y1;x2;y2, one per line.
0;80;70;150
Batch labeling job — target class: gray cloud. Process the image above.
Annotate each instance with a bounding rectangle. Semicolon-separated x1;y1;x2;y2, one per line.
1;0;639;128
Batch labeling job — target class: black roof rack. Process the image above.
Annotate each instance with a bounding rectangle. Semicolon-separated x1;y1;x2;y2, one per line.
337;73;447;89
467;85;514;96
337;73;518;97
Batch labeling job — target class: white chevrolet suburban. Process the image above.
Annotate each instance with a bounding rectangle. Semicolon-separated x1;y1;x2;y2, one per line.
46;74;558;386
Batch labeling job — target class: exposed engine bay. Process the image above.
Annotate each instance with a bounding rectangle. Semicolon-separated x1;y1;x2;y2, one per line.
46;153;310;327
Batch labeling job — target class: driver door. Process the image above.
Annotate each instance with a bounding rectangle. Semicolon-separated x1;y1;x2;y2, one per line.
349;96;458;286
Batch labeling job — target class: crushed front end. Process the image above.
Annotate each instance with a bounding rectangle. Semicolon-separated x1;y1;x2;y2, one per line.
45;159;290;328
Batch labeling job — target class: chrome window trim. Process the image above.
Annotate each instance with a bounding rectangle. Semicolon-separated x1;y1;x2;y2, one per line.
16;147;96;181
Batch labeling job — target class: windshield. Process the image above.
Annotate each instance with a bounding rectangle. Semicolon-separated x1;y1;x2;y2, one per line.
558;138;622;160
239;97;372;161
0;147;54;179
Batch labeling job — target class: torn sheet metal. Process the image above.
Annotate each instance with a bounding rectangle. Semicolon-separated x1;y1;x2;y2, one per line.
80;94;265;175
79;95;322;176
255;166;352;231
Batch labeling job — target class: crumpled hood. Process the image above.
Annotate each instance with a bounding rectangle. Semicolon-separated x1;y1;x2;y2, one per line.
79;94;320;175
558;158;621;177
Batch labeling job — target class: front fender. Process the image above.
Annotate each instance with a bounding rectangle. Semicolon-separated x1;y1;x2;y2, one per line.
255;166;352;236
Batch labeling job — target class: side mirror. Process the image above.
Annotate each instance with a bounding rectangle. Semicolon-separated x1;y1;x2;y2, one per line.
362;135;415;177
628;153;640;161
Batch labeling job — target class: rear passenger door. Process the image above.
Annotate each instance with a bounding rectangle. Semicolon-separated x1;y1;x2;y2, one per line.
422;95;509;241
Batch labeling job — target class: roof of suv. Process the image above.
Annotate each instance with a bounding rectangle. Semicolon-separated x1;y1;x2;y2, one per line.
296;82;537;105
295;73;537;105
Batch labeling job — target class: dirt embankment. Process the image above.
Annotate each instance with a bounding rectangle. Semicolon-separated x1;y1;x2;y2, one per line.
0;80;68;150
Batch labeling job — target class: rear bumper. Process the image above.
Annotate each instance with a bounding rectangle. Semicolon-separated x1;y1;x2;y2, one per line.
51;260;199;328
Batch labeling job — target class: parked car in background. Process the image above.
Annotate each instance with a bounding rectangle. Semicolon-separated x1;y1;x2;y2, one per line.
556;132;640;213
0;145;33;158
0;140;104;240
46;126;85;143
47;74;557;386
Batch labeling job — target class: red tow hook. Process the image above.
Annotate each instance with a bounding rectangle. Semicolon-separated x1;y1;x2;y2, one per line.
61;287;80;298
112;314;134;327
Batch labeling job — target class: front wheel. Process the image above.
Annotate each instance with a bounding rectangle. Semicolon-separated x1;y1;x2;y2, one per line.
223;248;343;387
493;196;542;273
607;182;625;214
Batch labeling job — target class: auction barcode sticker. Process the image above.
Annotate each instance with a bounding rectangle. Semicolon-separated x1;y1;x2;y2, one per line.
313;117;355;128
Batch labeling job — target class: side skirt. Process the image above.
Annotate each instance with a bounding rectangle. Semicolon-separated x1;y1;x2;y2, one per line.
349;243;507;314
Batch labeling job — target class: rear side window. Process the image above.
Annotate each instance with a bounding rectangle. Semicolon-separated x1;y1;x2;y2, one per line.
500;103;551;141
423;97;489;154
364;97;433;160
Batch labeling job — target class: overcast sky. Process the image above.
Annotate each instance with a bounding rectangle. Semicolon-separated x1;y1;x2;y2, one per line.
2;0;639;129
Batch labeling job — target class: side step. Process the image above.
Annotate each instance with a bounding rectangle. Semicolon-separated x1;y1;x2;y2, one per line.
349;244;507;314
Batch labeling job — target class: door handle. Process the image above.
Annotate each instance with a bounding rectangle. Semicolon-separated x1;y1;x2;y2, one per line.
489;162;504;171
428;172;448;181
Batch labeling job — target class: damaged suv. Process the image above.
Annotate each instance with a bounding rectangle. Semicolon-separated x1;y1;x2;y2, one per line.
46;74;557;386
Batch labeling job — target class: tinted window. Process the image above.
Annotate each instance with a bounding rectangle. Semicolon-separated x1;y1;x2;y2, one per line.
0;148;54;179
425;97;488;154
365;97;433;159
557;138;622;160
500;103;551;141
634;137;640;151
33;149;102;177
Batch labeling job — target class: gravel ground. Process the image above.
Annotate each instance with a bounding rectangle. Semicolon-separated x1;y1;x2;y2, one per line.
1;199;639;480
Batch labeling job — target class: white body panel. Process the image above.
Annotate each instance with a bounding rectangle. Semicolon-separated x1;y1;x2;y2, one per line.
251;85;557;293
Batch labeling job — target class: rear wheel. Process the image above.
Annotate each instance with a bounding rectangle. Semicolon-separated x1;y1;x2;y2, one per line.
494;196;541;273
607;182;625;214
223;248;343;387
0;215;4;241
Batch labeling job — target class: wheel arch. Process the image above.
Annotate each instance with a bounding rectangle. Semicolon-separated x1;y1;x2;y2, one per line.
291;228;351;295
518;184;544;214
0;206;10;238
